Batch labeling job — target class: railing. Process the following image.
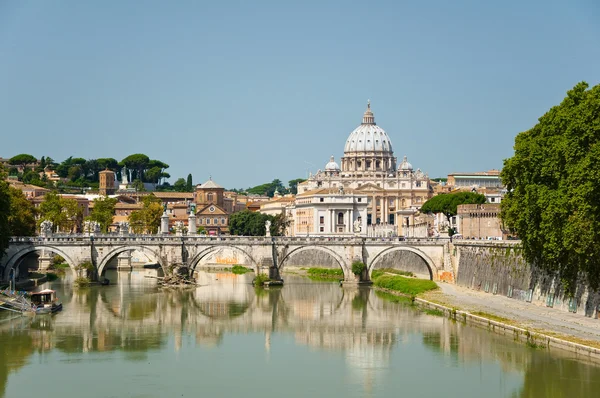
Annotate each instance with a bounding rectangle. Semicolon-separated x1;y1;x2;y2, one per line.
9;234;453;245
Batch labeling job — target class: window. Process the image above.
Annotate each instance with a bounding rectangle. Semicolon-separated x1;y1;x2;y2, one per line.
337;212;344;224
367;214;372;225
214;218;218;224
221;218;226;224
389;214;395;225
319;216;324;224
416;181;421;187
389;198;394;206
319;197;324;202
320;226;324;232
206;218;210;225
207;193;213;202
357;198;362;202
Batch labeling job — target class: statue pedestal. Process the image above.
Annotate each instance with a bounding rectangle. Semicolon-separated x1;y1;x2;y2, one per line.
161;212;170;234
188;215;197;235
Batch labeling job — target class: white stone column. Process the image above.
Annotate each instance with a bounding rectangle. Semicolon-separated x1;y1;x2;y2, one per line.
161;212;169;234
188;214;197;235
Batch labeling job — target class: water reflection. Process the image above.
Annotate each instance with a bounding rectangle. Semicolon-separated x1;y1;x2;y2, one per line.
1;269;600;397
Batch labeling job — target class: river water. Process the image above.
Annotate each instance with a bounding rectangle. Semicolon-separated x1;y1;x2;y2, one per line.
1;269;600;398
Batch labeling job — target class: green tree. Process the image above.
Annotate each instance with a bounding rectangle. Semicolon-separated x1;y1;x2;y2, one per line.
38;191;83;232
144;167;163;184
97;157;119;171
228;210;281;236
129;195;163;234
247;179;286;197
288;178;306;195
120;154;150;182
501;81;600;293
420;192;486;223
9;154;37;172
0;181;10;257
8;186;36;236
186;174;193;192
88;196;117;232
173;178;186;192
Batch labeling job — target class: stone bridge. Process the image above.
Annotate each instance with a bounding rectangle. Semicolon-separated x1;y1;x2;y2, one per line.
1;235;453;283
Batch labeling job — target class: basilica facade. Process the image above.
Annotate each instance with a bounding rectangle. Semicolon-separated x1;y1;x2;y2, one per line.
298;102;432;236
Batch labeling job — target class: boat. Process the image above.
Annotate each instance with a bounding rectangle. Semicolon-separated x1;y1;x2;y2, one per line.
30;289;63;314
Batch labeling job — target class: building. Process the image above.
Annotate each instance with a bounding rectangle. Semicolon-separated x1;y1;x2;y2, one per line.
293;188;368;236
99;169;116;196
447;170;502;189
194;179;229;235
8;181;49;198
457;203;506;240
299;102;432;236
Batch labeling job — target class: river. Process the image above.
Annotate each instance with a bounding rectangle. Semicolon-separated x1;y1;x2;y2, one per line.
1;269;599;398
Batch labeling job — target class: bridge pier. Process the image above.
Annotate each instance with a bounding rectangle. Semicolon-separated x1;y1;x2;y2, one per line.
38;250;53;271
117;251;132;271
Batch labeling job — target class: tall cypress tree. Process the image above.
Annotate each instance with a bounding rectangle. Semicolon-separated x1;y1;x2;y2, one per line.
186;174;193;192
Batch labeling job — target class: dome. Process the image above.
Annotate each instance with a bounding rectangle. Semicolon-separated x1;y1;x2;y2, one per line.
344;101;393;154
325;155;340;171
399;156;413;170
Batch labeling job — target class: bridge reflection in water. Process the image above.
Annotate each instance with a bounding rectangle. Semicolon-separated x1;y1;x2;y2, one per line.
1;270;599;398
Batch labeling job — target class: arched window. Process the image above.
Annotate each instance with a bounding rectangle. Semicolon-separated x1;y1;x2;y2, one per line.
221;218;225;224
206;218;210;225
207;193;213;202
337;212;344;225
214;218;218;224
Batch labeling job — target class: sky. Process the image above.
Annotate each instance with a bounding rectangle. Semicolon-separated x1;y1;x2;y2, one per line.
1;0;599;189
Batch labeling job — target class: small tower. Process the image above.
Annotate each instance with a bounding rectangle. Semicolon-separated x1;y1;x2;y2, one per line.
99;169;116;196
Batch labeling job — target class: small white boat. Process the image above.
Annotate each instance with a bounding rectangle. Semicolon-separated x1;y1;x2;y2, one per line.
30;289;63;314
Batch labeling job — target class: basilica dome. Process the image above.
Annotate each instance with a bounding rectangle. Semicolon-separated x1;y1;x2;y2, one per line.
343;102;393;154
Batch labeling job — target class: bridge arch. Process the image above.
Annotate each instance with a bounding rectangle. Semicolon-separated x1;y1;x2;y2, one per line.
96;245;164;276
368;246;437;280
189;245;259;272
278;245;347;273
2;245;78;281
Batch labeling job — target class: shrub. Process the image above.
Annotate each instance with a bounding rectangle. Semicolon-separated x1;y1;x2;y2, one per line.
351;261;366;276
74;276;91;287
253;273;270;287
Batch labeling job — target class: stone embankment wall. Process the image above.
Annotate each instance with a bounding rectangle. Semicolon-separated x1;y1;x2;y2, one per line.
453;242;600;318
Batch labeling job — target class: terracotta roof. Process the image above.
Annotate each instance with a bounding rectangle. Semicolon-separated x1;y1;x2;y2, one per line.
199;180;223;189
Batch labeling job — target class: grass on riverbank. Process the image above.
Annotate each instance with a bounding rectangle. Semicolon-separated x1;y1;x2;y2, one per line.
373;275;438;296
371;268;415;279
307;268;344;282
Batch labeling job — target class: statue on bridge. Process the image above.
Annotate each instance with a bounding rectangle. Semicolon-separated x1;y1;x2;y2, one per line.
83;220;101;235
265;220;271;237
118;221;130;235
175;221;185;236
353;219;362;234
40;220;54;237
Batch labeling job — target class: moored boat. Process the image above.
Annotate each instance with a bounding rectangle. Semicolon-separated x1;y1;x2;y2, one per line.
30;289;63;314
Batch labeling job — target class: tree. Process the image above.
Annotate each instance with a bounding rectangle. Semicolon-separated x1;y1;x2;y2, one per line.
97;157;119;171
228;210;282;236
420;192;486;223
88;196;117;232
501;81;600;293
38;191;83;232
0;181;10;257
120;154;150;182
8;186;36;236
173;178;187;192
129;195;163;234
288;178;306;195
186;174;193;192
9;154;37;171
247;179;287;197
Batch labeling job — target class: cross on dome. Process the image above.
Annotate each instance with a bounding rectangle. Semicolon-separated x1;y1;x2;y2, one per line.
362;100;375;125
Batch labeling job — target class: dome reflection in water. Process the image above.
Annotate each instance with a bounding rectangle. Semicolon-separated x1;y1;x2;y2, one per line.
1;268;599;398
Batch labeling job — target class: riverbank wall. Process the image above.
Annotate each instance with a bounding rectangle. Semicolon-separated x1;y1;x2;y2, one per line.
452;241;600;318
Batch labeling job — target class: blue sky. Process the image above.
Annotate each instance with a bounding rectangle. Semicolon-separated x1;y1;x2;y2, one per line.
1;0;599;189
